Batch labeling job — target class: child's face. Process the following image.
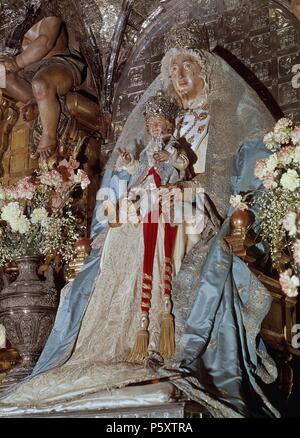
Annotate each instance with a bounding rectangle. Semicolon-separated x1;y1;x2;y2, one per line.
146;115;174;139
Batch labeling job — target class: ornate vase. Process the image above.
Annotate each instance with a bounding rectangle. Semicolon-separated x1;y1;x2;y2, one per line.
0;256;58;386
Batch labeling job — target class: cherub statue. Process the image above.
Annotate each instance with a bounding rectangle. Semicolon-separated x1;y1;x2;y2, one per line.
0;16;86;161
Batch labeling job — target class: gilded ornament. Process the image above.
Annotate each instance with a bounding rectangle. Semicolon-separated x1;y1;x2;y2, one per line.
143;90;179;121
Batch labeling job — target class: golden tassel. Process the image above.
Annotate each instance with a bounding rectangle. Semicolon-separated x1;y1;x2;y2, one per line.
127;329;149;364
158;313;175;359
127;313;150;364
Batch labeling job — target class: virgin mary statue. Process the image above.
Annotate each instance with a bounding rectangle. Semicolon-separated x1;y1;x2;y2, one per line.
0;23;280;418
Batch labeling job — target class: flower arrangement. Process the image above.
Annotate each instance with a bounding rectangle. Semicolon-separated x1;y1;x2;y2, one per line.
248;118;300;297
0;158;90;269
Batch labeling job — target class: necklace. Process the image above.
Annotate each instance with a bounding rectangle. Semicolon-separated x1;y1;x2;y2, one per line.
181;91;208;110
175;106;209;140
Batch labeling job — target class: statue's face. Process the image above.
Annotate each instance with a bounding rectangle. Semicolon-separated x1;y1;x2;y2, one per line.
169;54;205;101
146;115;174;139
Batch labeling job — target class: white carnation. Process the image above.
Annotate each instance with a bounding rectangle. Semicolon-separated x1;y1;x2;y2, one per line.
31;207;49;226
274;129;292;144
0;202;31;233
263;132;280;152
275;118;293;129
263;132;274;143
9;217;22;232
40;217;50;228
279;269;299;298
280;169;300;191
17;217;30;234
265;155;278;172
282;211;297;237
294;240;300;266
254;159;268;179
229;195;242;208
287;276;299;297
0;188;5;201
1;202;21;222
293;146;300;164
291;128;300;146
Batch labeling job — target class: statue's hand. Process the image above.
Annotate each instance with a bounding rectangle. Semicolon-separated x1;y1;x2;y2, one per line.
153;150;171;162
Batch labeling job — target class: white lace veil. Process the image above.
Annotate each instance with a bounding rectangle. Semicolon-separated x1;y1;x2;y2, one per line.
106;49;275;217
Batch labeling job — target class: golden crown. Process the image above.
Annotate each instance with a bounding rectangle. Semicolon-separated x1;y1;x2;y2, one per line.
164;20;209;52
143;91;179;121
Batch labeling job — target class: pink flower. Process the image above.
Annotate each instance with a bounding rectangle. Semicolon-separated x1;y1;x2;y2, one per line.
72;169;90;190
254;159;268;180
58;158;80;170
51;193;65;210
293;240;300;266
4;185;18;200
262;172;278;190
237;203;248;211
16;177;37;200
4;177;36;201
279;269;299;298
277;146;294;165
39;170;63;188
59;181;72;194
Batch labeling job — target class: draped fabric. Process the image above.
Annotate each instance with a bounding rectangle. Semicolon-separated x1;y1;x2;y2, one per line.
168;138;279;418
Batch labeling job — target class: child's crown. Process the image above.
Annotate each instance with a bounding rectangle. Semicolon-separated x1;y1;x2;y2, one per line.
143;90;179;121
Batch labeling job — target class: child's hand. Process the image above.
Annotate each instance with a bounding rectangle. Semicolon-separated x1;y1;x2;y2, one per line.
153;150;171;162
117;147;132;164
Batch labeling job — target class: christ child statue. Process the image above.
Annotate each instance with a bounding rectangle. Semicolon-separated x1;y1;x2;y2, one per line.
116;90;189;219
113;91;190;363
